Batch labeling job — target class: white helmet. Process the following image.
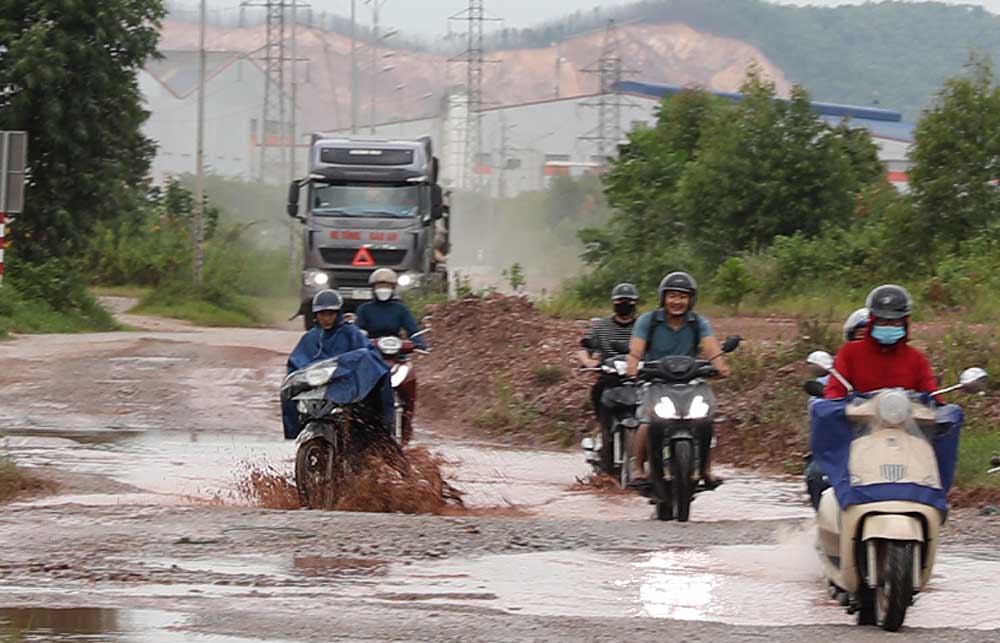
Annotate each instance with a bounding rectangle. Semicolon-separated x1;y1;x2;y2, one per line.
368;268;399;285
843;307;870;342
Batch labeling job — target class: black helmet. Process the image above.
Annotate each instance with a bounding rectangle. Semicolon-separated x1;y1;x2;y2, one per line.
312;289;344;313
658;271;698;308
611;282;639;301
866;284;913;320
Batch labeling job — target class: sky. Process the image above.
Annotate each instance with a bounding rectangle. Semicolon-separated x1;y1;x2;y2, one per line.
192;1;1000;37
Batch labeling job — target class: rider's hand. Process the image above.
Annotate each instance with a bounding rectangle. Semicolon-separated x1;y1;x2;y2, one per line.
581;356;600;369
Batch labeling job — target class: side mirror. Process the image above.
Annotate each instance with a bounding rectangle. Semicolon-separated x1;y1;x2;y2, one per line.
430;185;444;220
343;312;358;324
803;379;826;398
722;335;742;353
806;350;834;373
959;367;988;393
287;181;301;218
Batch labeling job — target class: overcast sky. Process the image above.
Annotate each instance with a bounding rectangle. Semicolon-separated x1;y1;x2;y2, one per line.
192;1;1000;36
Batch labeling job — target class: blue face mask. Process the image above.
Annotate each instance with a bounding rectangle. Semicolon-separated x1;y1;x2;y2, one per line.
871;324;906;345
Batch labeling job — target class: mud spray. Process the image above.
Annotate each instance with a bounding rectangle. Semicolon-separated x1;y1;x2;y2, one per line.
235;446;465;514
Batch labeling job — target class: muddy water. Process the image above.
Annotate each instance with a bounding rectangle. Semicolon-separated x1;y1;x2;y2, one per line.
2;424;811;522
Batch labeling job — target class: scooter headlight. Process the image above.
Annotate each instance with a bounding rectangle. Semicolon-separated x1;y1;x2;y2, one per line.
654;397;679;420
877;390;911;426
377;336;404;356
305;365;337;387
688;394;711;419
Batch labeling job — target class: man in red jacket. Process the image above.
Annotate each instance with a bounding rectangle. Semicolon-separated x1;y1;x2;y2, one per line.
824;284;938;399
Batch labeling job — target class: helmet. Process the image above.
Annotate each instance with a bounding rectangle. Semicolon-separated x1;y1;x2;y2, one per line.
369;268;399;285
866;284;913;320
843;307;870;342
311;289;344;313
658;271;698;309
611;282;639;301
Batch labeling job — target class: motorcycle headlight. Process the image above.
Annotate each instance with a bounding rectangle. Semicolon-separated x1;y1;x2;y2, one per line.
303;270;330;287
877;390;911;426
377;336;403;355
654;397;678;420
305;365;337;387
688;394;711;419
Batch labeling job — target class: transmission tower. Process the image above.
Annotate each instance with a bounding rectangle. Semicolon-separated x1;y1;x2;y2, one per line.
242;1;288;181
578;20;634;166
448;1;500;191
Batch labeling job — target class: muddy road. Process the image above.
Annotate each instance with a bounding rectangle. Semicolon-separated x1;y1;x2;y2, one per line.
1;304;998;642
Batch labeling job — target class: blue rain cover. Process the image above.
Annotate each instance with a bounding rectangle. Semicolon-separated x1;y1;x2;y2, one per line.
810;397;963;512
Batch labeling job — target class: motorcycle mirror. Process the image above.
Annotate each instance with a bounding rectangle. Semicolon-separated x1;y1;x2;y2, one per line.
959;367;988;393
580;437;596;451
722;335;742;353
806;350;834;373
343;312;358;324
803;379;826;398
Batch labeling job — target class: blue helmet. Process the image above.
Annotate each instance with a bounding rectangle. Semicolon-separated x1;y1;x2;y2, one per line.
311;289;344;313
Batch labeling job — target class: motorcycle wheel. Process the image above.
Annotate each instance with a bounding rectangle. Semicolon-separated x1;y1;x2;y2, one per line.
646;426;674;521
874;540;914;631
670;440;694;522
295;437;336;509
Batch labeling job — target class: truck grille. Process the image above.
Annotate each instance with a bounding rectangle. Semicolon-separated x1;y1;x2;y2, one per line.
331;272;375;288
319;248;408;266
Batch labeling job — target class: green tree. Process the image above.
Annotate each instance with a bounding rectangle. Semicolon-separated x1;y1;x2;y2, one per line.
676;71;883;264
909;55;1000;250
0;0;166;262
713;256;756;313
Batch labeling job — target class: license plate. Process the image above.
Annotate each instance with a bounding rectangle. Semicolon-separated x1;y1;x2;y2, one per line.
348;288;372;300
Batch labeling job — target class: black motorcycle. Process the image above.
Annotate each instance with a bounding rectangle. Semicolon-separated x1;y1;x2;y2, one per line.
638;335;741;521
281;357;400;509
581;351;640;485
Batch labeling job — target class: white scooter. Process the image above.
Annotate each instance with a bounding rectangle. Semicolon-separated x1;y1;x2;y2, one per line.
806;351;987;631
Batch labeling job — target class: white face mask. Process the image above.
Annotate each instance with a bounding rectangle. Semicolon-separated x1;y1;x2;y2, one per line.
374;288;394;302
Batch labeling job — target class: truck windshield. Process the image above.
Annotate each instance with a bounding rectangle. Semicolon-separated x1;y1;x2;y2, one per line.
311;184;420;218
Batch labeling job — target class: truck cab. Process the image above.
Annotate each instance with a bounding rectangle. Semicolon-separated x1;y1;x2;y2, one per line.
288;135;448;324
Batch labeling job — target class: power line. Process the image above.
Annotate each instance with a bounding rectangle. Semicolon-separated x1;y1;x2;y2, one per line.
578;20;636;166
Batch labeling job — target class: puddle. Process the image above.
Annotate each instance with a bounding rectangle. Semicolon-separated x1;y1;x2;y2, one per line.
350;544;1000;629
0;607;296;642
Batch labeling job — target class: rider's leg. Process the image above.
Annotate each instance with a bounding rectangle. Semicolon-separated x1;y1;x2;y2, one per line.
699;424;724;487
632;423;649;480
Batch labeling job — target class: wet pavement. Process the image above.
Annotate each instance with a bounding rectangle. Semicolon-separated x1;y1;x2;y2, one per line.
2;313;999;641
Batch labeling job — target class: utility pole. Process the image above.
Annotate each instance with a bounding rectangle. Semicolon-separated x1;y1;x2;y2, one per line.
497;112;516;200
242;0;286;180
194;0;207;285
289;0;299;279
366;0;388;134
351;0;359;133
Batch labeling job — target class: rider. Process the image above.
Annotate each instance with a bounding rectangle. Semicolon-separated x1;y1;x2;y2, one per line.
824;285;937;399
625;271;731;488
356;268;428;350
804;307;869;508
282;289;379;440
578;283;640;471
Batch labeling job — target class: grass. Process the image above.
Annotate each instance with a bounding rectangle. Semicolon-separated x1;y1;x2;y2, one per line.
531;364;570;386
0;286;117;337
132;289;265;328
0;454;45;503
90;285;152;300
954;425;1000;489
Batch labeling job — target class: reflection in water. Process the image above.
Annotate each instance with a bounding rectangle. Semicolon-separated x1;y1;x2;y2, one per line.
634;550;718;620
0;606;121;634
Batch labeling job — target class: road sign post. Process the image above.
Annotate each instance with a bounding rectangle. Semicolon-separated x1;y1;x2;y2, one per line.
0;131;28;286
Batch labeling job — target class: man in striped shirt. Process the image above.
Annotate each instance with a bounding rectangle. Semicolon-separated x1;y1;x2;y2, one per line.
578;283;640;472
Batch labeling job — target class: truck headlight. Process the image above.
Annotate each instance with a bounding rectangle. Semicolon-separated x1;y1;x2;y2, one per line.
397;273;415;287
304;270;329;287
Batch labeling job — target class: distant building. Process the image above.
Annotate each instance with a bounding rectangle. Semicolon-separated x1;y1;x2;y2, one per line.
139;50;295;183
321;80;915;197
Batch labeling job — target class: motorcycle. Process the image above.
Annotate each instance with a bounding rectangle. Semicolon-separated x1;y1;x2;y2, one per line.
580;350;640;486
807;350;988;631
638;335;742;522
281;355;400;509
374;329;430;446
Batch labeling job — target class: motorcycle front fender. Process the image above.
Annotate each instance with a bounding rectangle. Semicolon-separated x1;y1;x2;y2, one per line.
861;514;924;542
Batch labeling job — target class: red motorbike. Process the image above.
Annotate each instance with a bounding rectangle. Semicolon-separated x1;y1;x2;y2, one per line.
375;331;429;445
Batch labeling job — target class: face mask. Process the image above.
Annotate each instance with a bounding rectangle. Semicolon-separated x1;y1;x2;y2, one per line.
871;325;906;345
374;288;394;302
614;302;636;318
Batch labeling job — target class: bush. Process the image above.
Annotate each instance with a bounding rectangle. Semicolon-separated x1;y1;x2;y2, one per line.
713;257;756;312
0;257;116;334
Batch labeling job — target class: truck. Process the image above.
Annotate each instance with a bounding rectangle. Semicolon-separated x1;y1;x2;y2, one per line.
287;135;449;327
